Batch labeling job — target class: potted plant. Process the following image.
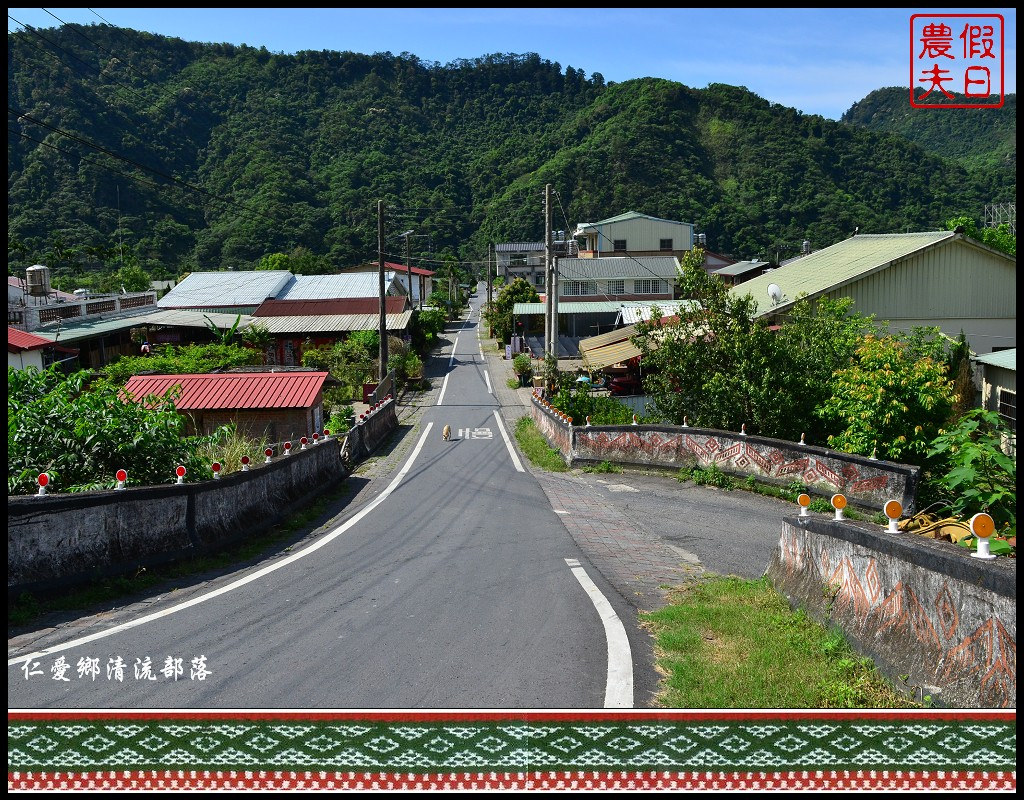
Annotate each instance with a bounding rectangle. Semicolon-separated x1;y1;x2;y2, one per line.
512;353;533;387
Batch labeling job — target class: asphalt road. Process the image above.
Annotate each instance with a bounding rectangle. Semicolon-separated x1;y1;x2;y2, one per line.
7;292;640;709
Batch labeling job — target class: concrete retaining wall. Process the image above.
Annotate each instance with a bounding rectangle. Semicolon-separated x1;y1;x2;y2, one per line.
8;399;400;598
531;395;920;511
766;516;1016;708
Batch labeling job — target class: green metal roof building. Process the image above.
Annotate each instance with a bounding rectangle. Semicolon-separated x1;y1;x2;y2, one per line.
730;231;1016;355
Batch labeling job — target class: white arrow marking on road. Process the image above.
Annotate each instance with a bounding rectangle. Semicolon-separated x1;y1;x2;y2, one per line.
564;557;634;708
492;411;524;473
8;425;436;668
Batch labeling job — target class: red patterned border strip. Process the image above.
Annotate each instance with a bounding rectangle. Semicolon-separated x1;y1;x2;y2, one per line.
7;770;1017;791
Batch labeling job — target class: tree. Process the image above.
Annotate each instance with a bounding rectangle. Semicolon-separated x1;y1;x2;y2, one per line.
946;215;1016;256
256;252;290;271
635;257;870;440
483;277;539;344
817;331;954;463
8;366;217;494
926;409;1016;531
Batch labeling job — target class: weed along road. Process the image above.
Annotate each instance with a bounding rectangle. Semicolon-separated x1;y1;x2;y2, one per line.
7;290;640;709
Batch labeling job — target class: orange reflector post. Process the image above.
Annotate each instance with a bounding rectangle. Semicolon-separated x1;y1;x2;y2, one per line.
831;494;847;510
797;493;811;507
884;500;902;519
970;512;995;539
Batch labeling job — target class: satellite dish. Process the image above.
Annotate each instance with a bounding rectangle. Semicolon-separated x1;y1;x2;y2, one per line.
767;283;782;305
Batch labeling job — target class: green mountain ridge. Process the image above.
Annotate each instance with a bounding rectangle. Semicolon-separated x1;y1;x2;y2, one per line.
841;86;1016;171
7;24;1016;279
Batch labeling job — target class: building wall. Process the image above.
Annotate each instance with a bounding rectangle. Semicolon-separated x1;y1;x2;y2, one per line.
583;218;693;256
192;404;322;443
825;240;1016;354
8;349;44;370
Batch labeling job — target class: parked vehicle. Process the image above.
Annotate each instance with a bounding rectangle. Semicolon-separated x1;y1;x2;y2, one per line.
608;375;643;396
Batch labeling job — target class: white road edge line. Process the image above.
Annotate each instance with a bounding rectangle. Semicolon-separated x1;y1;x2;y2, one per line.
492;410;524;472
564;558;634;708
7;424;436;668
484;370;493;395
436;372;450;406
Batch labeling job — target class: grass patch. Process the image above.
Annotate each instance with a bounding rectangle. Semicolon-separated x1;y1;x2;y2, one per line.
642;575;920;708
582;460;621;474
8;482;350;629
514;415;568;472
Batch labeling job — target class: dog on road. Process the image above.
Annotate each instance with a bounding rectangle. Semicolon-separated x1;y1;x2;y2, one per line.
442;424;452;441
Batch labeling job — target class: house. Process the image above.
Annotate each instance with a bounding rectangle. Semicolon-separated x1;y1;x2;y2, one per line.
122;370;331;442
250;297;412;366
494;237;576;288
7;326;78;371
972;348;1016;454
342;262;434;307
711;260;772;287
573;211;694;259
158;271;410;313
510;255;681;353
730;231;1016;354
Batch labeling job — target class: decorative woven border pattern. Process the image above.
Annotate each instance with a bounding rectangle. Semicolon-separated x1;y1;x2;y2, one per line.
8;712;1016;791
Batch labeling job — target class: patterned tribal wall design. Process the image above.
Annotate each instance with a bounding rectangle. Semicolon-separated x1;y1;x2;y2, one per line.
529;401;918;510
768;522;1016;709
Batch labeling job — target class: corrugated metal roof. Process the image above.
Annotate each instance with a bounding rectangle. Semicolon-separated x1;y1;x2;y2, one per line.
712;260;770;277
514;301;629;315
974;348;1016;371
575;211;691;229
255;312;412;334
254;297;406;316
495;242;545;252
345;262;436;276
27;308;168;342
730;231;958;316
122;372;329;410
581;338;643;370
157;271;292;309
578;323;639;353
558;256;679;280
618;301;696;324
8;326;54;351
28;310;254;343
277;273;403;300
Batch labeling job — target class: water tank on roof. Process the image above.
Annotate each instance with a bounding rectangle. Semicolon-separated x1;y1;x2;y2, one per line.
697;233;707;247
25;265;52;297
802;240;811;254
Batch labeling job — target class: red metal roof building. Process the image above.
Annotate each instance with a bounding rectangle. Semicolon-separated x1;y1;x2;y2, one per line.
122;371;330;441
8;326;79;370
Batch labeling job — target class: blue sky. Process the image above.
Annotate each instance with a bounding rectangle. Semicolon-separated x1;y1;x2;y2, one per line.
7;7;1017;119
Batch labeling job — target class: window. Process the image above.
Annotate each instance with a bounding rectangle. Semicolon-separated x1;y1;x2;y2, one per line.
998;389;1016;455
607;279;625;295
660;238;673;251
613;239;627;252
509;253;528;267
998;389;1016;433
563;280;597;296
634;279;665;294
535;273;544;287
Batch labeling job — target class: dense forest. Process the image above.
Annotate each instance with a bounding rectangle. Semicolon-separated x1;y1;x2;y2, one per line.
7;24;1017;284
841;87;1016;171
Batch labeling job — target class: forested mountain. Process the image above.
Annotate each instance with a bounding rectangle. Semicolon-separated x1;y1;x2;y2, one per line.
8;24;1016;282
841;87;1016;172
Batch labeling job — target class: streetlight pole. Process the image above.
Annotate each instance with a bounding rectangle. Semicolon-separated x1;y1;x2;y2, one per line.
378;200;387;383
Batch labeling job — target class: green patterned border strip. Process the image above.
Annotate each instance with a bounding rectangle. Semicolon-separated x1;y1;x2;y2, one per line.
8;714;1017;774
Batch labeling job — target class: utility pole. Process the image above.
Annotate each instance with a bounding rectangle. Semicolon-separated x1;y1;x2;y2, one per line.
544;183;553;361
487;243;493;311
377;200;388;383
